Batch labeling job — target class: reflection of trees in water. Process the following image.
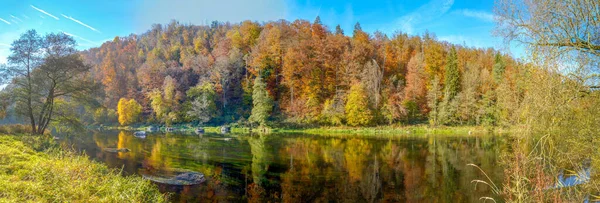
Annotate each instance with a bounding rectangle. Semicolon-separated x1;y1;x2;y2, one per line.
247;134;275;202
278;137;384;202
401;144;428;202
248;135;273;185
379;141;407;201
85;131;509;202
421;136;507;202
280;137;327;202
359;154;381;203
274;136;510;202
117;131;131;159
144;134;219;176
92;131;117;150
146;137;168;170
144;133;238;202
345;138;372;182
323;139;345;170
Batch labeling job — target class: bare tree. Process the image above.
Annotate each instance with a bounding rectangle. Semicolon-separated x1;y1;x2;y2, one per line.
495;0;600;57
361;59;384;109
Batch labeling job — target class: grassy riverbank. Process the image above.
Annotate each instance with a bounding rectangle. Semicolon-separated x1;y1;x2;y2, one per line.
104;123;513;137
0;134;167;202
272;125;515;137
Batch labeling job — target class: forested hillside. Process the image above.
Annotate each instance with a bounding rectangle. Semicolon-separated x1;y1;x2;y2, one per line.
82;18;524;127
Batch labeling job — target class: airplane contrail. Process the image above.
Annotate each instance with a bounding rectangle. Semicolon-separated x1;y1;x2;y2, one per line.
31;5;59;20
61;14;101;33
0;18;10;25
10;15;23;22
60;30;98;45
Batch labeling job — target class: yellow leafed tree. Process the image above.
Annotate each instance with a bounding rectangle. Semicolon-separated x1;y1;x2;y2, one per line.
345;84;373;126
117;98;142;126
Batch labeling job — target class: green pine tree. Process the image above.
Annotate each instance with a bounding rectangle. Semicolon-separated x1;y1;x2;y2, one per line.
439;47;461;124
492;53;506;83
444;47;460;100
249;76;273;126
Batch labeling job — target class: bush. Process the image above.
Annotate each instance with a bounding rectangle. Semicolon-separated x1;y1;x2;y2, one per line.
0;124;33;135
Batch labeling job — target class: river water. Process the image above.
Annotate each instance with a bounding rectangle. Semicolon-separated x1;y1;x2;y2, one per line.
62;130;509;202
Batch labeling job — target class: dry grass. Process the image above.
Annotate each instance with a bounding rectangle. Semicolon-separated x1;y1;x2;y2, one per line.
0;134;167;202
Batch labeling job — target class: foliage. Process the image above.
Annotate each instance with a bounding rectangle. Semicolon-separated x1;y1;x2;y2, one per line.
427;77;443;126
0;124;33;135
186;82;217;125
67;20;522;128
249;76;273;126
148;89;166;121
117;98;142;126
345;84;373;126
438;47;460;125
1;30;96;134
93;108;118;125
492;53;506;83
320;94;345;125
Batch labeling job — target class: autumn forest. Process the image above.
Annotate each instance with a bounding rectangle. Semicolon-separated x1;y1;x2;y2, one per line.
68;18;521;128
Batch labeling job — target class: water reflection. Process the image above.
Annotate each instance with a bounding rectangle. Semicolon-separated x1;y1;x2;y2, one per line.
63;130;509;202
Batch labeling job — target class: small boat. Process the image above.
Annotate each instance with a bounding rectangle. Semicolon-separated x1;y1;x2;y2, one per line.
165;127;175;132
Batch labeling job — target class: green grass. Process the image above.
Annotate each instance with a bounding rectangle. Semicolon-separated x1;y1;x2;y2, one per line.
0;134;167;203
101;123;513;138
272;125;511;136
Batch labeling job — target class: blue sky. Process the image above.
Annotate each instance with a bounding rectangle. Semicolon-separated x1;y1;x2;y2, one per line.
0;0;518;63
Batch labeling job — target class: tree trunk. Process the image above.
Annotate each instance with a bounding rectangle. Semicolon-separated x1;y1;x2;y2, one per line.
26;62;36;135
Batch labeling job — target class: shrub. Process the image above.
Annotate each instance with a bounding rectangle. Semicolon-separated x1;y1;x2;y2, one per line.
0;124;33;135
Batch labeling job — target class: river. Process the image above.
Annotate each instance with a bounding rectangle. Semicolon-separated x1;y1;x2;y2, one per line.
62;130;509;202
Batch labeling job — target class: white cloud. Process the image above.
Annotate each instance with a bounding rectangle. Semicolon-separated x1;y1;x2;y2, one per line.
454;9;495;22
61;14;101;33
0;18;10;25
393;0;455;35
30;5;59;20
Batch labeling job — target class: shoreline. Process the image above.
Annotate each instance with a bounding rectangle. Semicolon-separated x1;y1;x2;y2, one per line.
94;124;515;137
